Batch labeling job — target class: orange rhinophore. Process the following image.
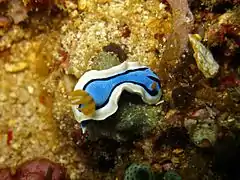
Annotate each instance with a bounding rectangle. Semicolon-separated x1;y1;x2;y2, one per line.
151;82;157;90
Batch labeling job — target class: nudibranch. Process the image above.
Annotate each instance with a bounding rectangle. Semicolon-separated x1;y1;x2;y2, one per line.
70;61;162;133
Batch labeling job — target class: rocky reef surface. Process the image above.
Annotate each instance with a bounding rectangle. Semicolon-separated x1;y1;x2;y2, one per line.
0;0;240;179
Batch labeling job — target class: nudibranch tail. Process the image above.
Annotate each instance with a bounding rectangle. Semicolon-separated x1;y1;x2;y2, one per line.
69;90;96;116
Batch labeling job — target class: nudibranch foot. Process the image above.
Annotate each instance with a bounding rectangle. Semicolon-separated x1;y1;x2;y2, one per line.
72;61;162;132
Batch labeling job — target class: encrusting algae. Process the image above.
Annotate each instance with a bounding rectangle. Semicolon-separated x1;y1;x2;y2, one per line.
189;34;219;79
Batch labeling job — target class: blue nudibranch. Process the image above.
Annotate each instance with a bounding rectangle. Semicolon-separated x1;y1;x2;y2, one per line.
71;61;162;132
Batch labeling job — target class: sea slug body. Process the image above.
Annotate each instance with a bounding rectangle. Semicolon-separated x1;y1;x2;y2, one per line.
71;61;162;132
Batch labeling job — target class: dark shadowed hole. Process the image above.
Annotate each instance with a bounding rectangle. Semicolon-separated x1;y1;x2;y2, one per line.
171;86;195;110
103;43;128;62
154;127;192;150
212;2;234;13
80;138;120;172
212;129;240;180
135;169;150;180
97;155;115;172
228;50;240;70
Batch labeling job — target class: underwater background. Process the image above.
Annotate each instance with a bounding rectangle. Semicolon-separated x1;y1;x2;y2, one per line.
0;0;240;179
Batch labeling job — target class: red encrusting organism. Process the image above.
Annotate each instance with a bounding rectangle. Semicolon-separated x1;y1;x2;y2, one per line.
7;129;13;146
